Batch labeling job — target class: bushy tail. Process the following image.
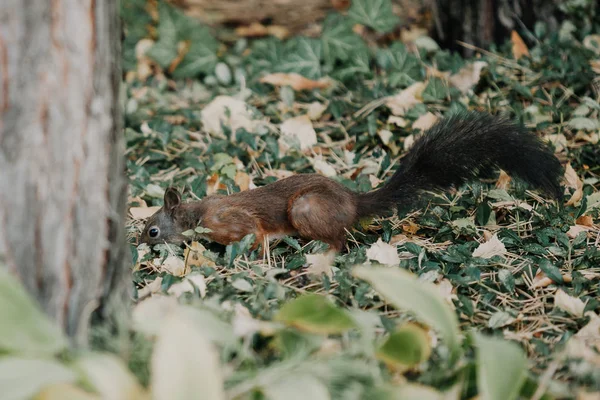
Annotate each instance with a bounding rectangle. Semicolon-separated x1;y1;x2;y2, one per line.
356;111;563;218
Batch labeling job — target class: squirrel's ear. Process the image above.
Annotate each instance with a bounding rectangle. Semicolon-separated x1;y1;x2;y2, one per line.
164;187;181;211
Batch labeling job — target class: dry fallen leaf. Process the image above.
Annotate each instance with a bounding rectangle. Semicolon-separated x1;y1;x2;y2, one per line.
449;61;488;93
472;234;506;259
280;114;318;150
312;158;337;177
564;163;584;206
435;279;457;308
385;82;426;116
403;133;417;151
232;303;278;337
545;133;568;153
378;129;393;145
234;171;251;191
555;289;587;318
511;30;530;60
495;170;512;190
412;112;438;131
366;239;400;266
167;273;207;298
388;115;407;127
566;311;600;367
532;270;573;288
235;23;290;40
576;215;594;227
160;255;187;277
200;96;260;137
306;252;335;279
307;102;328;120
567;225;590;239
184;242;217;270
135;38;158;81
260;73;330;91
138;277;163;299
206;173;228;196
130;206;161;220
401;221;420;235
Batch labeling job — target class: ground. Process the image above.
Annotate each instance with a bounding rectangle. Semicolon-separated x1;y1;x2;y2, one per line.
121;0;600;398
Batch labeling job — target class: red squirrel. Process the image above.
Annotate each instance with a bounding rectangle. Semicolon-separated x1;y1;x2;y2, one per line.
140;111;563;251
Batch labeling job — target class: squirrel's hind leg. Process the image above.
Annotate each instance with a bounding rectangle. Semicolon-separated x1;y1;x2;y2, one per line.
288;189;356;252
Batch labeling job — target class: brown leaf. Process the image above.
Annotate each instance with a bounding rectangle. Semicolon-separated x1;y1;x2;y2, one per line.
576;215;594;227
511;30;530;60
206;173;227;195
495;170;512;190
564;163;584;206
401;221;420;234
234;171;251;191
235;23;290;40
260;73;330;91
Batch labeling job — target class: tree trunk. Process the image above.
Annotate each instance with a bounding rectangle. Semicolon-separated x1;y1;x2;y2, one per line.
430;0;564;56
0;0;129;345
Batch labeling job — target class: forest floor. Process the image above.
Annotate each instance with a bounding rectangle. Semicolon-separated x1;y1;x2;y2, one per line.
121;0;600;398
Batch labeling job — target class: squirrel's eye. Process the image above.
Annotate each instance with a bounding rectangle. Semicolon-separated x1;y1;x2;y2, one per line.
148;227;160;238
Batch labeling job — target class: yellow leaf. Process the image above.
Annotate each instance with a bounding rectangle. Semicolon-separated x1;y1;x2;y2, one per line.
385;82;426;116
495;170;512;190
511;30;530;60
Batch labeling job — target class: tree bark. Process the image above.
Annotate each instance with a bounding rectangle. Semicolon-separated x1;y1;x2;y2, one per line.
430;0;564;56
0;0;129;345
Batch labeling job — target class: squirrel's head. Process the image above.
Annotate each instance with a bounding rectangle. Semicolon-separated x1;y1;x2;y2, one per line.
141;187;189;245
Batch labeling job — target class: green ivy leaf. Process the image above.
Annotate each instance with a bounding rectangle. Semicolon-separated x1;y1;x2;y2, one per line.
279;37;322;79
321;14;365;65
422;78;449;102
173;26;219;78
348;0;401;33
377;43;422;87
275;294;356;334
146;2;179;68
538;258;564;284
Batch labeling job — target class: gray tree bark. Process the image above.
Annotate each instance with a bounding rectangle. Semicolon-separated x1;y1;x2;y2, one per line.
0;0;129;345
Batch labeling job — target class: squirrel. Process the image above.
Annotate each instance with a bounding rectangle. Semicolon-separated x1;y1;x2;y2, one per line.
140;111;563;252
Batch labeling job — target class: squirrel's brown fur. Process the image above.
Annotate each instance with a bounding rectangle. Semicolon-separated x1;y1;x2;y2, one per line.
141;111;563;251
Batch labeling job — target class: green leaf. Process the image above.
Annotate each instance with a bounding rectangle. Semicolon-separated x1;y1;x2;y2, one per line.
538;259;564;284
151;311;225;400
376;324;432;369
76;353;146;400
275;294;356;334
497;269;515;293
377;43;422;87
353;266;461;363
146;2;179;68
263;374;330;400
0;357;76;400
0;268;68;356
279;37;322;79
474;334;527;400
348;0;401;33
172;31;219;78
422;78;449;102
321;14;365;65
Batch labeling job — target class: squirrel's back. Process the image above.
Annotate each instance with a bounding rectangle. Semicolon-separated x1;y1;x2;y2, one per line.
357;111;563;218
